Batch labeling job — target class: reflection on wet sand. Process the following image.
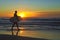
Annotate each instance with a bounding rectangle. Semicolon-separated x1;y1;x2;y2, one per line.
11;27;24;36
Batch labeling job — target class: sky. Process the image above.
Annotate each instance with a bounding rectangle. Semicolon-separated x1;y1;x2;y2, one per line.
0;0;60;18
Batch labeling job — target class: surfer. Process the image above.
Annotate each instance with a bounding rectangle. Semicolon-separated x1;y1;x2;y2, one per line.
10;11;21;35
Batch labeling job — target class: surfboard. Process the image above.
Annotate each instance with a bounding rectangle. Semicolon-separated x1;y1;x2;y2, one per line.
10;16;21;22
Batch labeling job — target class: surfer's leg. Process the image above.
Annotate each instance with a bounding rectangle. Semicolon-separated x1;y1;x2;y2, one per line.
11;23;15;35
12;23;15;30
15;22;19;36
16;22;19;30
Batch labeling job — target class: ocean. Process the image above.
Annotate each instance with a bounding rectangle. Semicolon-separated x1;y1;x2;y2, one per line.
0;18;60;40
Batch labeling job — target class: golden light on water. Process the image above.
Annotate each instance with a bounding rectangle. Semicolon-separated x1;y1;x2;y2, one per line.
20;31;23;34
19;27;24;34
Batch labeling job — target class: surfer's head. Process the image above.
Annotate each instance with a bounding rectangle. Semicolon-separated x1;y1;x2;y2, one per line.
15;10;17;13
14;10;17;17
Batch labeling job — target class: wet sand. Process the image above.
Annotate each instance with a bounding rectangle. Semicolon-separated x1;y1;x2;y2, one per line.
0;34;48;40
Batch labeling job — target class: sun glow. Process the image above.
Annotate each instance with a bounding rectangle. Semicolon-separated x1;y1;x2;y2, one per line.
17;12;25;18
20;13;24;17
17;11;38;18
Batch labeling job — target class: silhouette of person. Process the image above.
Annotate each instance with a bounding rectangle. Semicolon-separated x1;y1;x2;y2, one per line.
12;11;19;30
10;10;21;35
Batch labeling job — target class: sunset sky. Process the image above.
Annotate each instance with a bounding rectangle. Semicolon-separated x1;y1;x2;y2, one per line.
0;0;60;18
